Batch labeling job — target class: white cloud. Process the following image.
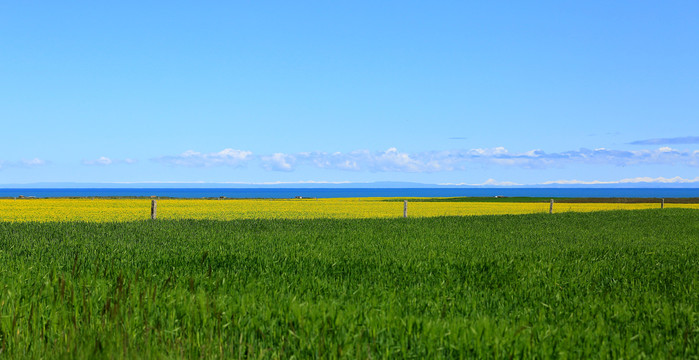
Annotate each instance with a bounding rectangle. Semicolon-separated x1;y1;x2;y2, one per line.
370;147;436;172
0;158;48;169
106;180;354;185
269;148;444;172
239;180;354;185
82;157;138;166
542;176;699;185
451;146;699;169
153;148;252;167
258;146;699;172
440;179;523;186
20;158;47;167
152;145;699;173
261;153;295;171
83;156;113;166
629;136;699;145
443;176;699;186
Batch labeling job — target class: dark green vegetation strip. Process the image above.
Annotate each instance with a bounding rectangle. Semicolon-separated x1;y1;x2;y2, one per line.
385;196;699;203
1;210;697;359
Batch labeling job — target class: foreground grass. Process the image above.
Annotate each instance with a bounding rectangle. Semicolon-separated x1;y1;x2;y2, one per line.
0;209;697;358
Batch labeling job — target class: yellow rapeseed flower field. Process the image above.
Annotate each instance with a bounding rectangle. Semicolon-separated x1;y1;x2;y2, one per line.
0;198;696;222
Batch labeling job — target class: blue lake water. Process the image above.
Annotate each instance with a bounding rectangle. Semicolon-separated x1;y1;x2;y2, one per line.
1;188;698;198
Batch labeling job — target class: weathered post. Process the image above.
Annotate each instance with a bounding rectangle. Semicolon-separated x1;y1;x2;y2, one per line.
151;200;157;220
549;199;554;214
404;200;408;218
661;198;664;209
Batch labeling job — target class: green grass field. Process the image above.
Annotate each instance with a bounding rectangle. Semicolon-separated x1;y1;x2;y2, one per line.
1;209;698;358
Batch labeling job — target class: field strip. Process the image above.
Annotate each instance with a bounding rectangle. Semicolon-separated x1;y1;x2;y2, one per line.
1;198;698;221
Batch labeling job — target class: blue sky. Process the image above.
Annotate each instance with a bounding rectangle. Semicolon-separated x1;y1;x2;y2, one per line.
1;1;698;186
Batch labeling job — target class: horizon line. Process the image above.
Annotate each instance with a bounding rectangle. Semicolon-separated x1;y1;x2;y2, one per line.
2;176;699;188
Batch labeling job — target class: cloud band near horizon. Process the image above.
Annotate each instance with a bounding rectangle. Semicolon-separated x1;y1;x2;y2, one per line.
82;157;137;166
629;136;699;145
0;158;47;170
5;146;698;174
151;146;699;172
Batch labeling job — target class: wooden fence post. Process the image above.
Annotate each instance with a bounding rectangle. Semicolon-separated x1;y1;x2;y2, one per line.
549;199;554;214
151;200;157;220
404;200;408;218
661;198;664;209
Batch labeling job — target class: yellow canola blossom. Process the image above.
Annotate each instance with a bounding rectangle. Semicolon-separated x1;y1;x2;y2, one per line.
0;198;696;222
